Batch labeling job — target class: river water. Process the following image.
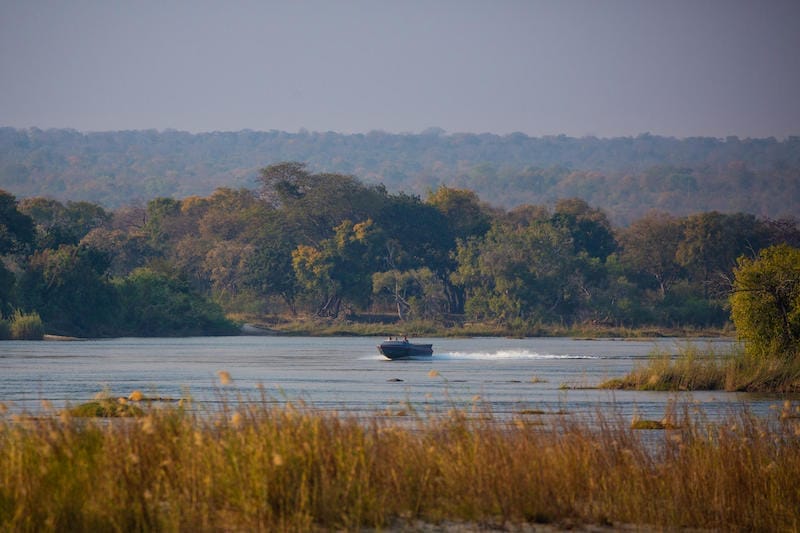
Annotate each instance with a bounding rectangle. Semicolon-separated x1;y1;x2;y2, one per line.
0;336;788;421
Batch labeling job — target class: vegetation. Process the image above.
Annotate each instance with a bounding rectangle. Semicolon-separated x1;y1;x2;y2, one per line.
7;310;44;340
730;244;800;361
1;128;799;225
604;244;800;392
1;398;798;531
1;159;799;338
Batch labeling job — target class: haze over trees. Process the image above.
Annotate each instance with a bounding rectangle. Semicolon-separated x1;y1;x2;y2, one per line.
1;127;798;225
1;161;799;339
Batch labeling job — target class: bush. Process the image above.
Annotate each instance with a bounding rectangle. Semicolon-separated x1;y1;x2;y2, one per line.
115;268;239;336
730;244;800;360
0;318;10;340
10;310;45;340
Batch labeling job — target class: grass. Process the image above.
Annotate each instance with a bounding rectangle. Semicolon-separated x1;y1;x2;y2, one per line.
7;310;45;340
601;342;800;393
1;395;799;531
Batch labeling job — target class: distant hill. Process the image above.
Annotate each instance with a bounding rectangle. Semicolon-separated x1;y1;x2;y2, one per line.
1;127;798;225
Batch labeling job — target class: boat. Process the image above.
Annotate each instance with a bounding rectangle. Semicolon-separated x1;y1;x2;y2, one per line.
377;337;433;360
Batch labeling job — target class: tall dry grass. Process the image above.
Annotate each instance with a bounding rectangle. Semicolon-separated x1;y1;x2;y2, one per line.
602;342;800;392
8;310;45;340
1;396;798;531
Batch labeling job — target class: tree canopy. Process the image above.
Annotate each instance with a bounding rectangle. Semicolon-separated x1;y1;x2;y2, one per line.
730;244;800;360
2;159;800;337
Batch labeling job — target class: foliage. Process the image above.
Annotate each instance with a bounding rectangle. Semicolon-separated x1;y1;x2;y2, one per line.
372;268;447;321
114;267;239;337
9;309;44;340
14;245;118;336
2;162;800;336
1;400;799;531
2;128;799;226
730;244;800;360
0;260;14;316
19;197;111;250
0;189;34;253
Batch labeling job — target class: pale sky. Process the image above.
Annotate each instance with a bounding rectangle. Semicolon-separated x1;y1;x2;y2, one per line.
1;0;798;138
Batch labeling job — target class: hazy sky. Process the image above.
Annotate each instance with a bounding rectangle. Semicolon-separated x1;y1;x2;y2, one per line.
1;0;798;138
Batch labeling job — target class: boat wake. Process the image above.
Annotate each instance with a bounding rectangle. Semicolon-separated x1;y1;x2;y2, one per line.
436;350;599;360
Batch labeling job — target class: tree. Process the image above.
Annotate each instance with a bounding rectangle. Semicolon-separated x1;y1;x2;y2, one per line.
677;212;769;298
18;197;111;249
257;162;382;244
115;267;238;336
0;190;35;254
427;186;492;242
551;198;616;262
245;231;299;314
373;268;447;321
15;244;119;336
291;219;382;317
730;244;800;360
453;219;577;324
617;211;683;298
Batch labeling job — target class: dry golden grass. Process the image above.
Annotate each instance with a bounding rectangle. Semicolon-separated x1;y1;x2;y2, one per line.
1;395;799;531
602;343;800;393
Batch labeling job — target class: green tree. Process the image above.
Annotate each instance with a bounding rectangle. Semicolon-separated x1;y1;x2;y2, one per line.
730;244;800;360
0;190;35;254
292;220;382;317
245;235;299;314
15;244;119;336
0;261;14;316
677;212;769;298
617;211;683;299
372;267;447;321
453;220;577;324
258;162;383;244
115;267;238;336
426;186;492;242
18;197;110;249
551;198;616;262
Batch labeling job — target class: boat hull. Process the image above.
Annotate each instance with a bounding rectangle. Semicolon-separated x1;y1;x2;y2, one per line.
378;341;433;360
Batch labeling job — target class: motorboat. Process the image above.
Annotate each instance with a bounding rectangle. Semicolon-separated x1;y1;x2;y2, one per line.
377;337;433;360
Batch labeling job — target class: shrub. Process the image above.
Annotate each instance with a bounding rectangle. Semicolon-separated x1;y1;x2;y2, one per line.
0;318;10;340
10;310;44;340
730;244;800;360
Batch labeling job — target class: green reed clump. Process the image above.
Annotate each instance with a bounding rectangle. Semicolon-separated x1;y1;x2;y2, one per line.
1;397;799;531
8;310;44;340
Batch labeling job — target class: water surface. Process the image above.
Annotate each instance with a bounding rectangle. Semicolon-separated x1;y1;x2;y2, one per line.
0;336;784;421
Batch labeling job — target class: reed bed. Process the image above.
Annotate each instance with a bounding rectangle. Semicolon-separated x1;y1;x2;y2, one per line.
1;395;799;532
602;342;800;392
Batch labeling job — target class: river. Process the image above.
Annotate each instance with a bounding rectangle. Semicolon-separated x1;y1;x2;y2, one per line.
0;336;788;421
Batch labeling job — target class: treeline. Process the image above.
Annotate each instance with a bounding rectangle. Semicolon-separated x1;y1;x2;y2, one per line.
1;127;798;225
1;162;799;338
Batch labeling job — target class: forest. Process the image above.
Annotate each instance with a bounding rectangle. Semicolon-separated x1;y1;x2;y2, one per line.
1;127;799;226
1;161;799;338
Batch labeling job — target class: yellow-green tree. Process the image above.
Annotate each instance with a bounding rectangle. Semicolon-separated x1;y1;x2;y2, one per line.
730;244;800;360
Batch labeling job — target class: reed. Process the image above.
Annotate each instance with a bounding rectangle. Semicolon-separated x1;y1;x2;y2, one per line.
603;342;800;392
1;395;798;531
8;310;45;340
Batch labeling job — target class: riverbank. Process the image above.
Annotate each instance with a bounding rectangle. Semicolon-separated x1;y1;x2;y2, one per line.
234;313;733;340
